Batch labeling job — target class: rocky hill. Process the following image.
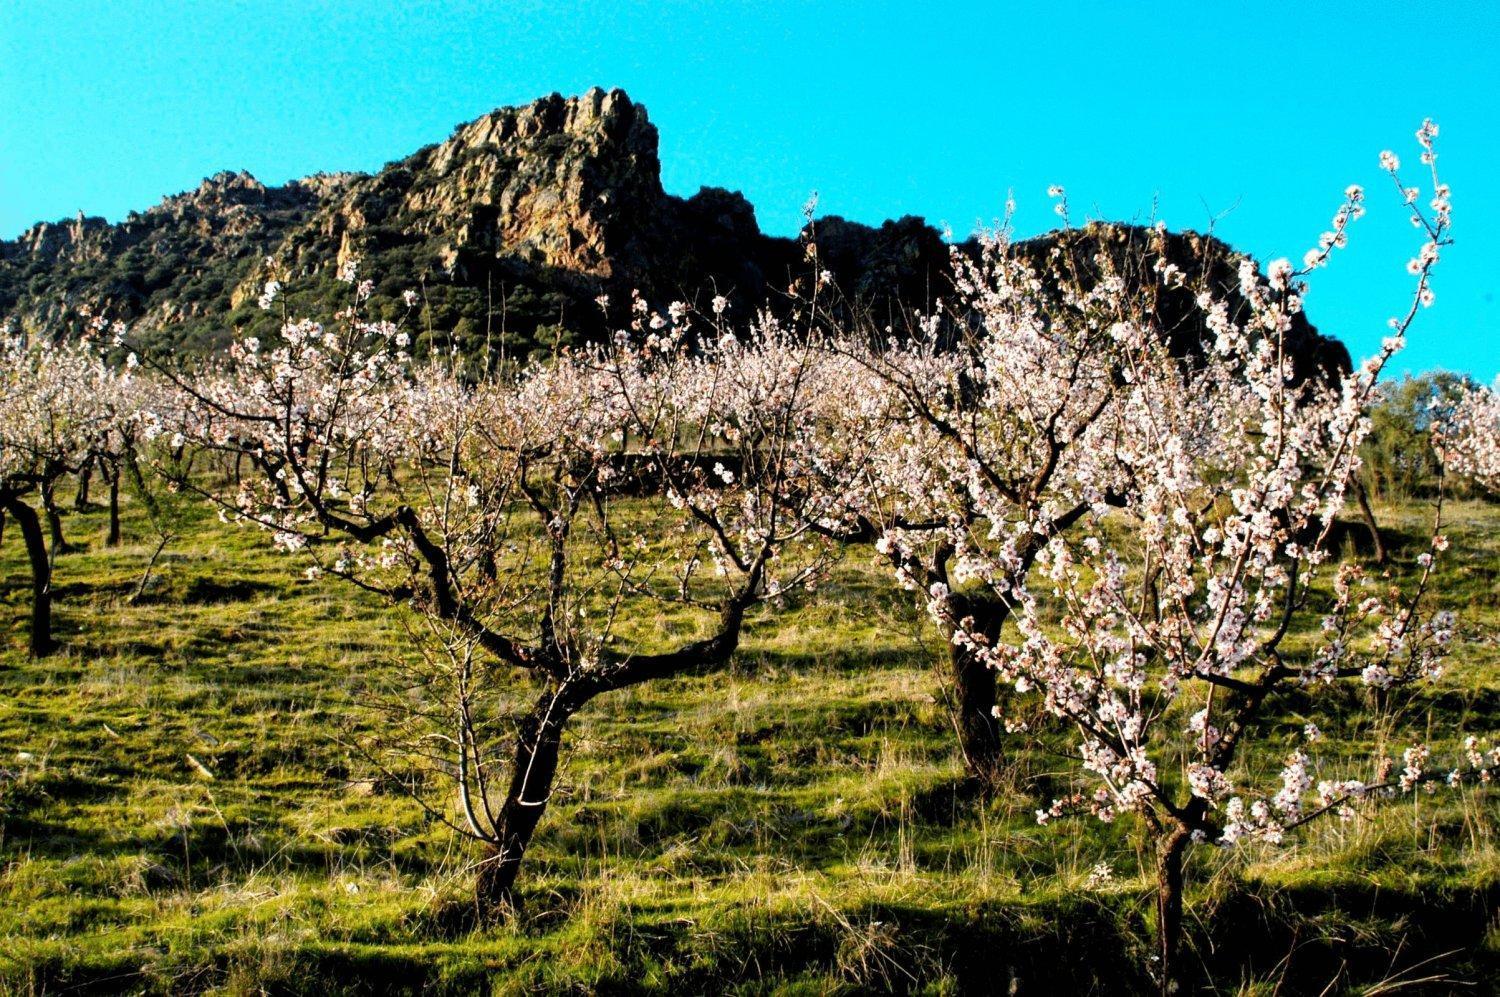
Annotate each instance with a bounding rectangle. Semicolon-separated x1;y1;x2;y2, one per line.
0;87;1347;374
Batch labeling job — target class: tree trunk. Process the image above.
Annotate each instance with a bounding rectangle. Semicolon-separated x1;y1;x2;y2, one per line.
1154;826;1192;996
106;463;122;547
2;496;56;657
74;456;94;510
473;685;579;916
951;640;1002;778
40;477;69;560
947;593;1007;787
1353;480;1387;564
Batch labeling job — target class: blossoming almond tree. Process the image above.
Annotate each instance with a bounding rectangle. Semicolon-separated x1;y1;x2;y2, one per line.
825;214;1221;786
889;123;1487;993
0;331;125;655
161;272;867;913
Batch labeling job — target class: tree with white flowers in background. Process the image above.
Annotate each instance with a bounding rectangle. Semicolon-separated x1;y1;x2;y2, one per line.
822;213;1179;787
1437;376;1500;495
0;329;128;655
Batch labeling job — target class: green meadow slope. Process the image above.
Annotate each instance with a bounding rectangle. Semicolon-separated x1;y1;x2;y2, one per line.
1;490;1496;995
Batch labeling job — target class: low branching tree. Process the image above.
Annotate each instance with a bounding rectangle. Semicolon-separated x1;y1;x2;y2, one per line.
824;212;1218;788
161;272;868;914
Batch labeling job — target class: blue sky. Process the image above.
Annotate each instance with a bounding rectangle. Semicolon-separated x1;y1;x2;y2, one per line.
2;1;1495;378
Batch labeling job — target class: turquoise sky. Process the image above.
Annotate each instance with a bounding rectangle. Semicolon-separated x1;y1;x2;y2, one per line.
2;1;1495;378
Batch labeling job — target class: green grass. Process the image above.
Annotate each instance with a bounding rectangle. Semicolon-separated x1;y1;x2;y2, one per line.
1;491;1496;994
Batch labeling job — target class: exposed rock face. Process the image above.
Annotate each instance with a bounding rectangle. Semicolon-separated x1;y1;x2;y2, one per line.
1011;223;1351;381
0;170;350;346
419;88;662;278
0;87;1349;374
287;89;666;285
263;88;818;348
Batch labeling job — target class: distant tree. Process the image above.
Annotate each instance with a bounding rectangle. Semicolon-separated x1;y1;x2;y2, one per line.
1436;376;1500;496
0;324;125;654
1360;371;1475;499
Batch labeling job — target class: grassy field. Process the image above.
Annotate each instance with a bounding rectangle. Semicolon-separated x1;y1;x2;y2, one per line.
1;488;1496;995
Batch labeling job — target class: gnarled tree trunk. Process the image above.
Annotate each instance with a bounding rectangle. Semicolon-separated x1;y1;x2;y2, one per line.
946;592;1008;786
473;684;580;915
466;591;755;917
40;476;70;561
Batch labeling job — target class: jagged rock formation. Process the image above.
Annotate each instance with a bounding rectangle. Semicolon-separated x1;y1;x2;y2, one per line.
281;90;668;288
0;87;1348;373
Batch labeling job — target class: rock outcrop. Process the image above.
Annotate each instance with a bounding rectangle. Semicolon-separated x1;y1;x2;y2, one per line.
0;87;1348;374
0;170;351;347
284;89;664;283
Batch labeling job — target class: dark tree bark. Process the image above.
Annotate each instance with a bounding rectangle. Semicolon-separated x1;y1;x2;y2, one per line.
467;588;758;916
40;476;70;560
2;495;56;656
920;503;1096;792
1155;825;1192;997
473;684;580;914
946;592;1008;785
74;455;94;510
105;461;122;547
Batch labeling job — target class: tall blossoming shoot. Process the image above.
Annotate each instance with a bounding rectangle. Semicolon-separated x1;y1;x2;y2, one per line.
885;123;1478;992
160;268;869;914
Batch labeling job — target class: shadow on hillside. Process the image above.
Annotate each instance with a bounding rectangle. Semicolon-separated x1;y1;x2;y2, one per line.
21;875;1485;995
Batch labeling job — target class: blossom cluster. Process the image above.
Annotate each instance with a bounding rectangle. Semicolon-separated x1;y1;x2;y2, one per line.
1436;377;1500;495
156;268;876;689
0;333;136;493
